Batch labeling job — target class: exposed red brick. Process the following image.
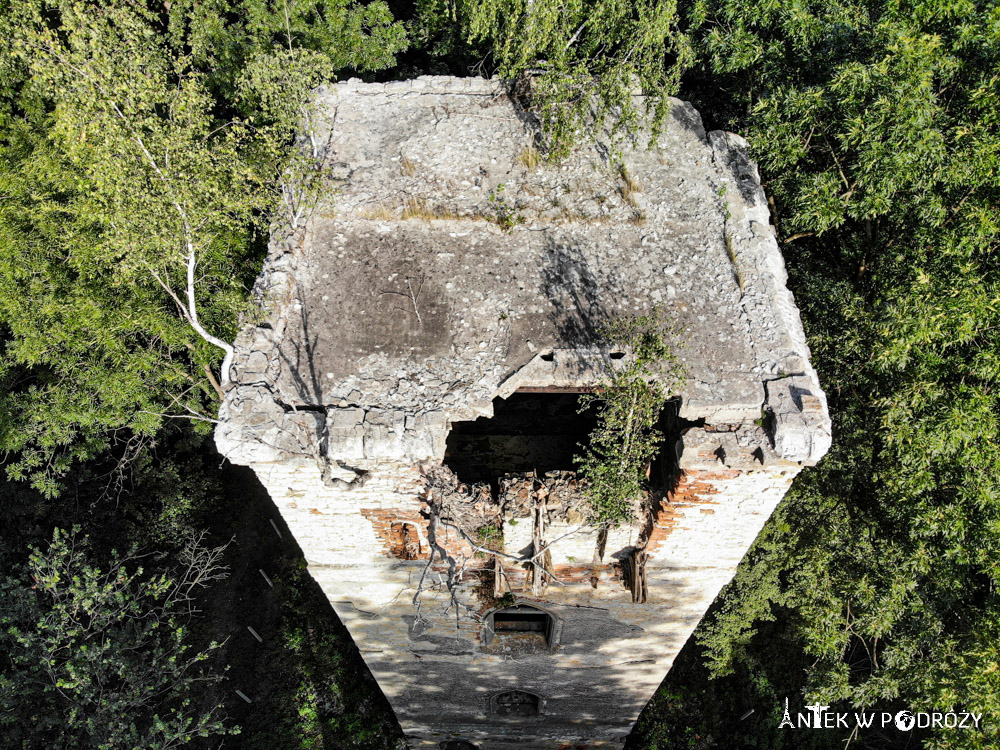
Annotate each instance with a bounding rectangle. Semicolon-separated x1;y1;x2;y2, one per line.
643;469;743;555
362;509;431;560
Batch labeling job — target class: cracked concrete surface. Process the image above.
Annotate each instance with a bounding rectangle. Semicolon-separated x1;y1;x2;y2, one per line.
216;76;830;470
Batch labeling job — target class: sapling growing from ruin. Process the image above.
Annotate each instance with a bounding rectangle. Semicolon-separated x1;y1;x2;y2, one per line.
576;309;683;527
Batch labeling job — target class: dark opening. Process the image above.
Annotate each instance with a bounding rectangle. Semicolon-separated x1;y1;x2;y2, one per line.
484;605;554;653
440;741;479;750
444;392;598;484
494;611;548;633
648;397;688;492
491;690;540;718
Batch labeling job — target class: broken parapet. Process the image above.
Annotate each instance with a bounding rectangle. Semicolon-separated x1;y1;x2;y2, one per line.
214;76;831;750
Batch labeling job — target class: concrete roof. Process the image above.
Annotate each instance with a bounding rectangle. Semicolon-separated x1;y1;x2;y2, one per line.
216;76;831;468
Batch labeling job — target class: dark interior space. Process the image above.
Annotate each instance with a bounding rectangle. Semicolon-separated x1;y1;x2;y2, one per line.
439;741;480;750
494;610;548;634
648;397;687;492
444;392;598;484
484;605;554;653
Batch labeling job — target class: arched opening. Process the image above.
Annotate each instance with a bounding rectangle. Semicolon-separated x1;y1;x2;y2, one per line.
483;604;557;653
490;690;541;717
389;522;422;559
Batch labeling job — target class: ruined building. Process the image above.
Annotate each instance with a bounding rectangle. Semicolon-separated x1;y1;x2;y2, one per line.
215;77;832;749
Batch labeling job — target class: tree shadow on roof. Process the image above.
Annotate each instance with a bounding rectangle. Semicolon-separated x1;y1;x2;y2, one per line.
540;238;623;369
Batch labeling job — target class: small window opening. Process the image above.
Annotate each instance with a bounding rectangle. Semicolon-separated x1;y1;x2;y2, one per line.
609;351;626;360
484;605;554;653
491;690;540;718
389;522;422;560
494;610;548;634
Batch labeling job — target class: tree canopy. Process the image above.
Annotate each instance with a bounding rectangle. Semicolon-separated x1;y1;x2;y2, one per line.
1;0;999;746
0;527;232;748
0;0;405;495
412;0;694;155
666;0;1000;746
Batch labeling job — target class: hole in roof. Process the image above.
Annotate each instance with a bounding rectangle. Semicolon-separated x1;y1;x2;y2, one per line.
444;393;597;485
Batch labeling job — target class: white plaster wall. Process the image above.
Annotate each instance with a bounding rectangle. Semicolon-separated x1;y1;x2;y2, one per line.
247;458;802;749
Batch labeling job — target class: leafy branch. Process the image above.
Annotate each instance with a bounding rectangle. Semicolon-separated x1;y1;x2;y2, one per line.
575;309;684;527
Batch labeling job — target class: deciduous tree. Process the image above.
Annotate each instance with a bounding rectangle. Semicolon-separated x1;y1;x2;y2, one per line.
0;527;232;748
0;0;406;494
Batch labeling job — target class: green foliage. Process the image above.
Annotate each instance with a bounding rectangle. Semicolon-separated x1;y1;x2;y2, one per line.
412;0;695;157
0;527;233;748
630;629;842;750
2;0;999;744
0;0;406;495
475;522;504;559
124;425;233;544
576;310;683;527
472;568;516;611
241;560;403;750
486;183;525;232
671;0;1000;745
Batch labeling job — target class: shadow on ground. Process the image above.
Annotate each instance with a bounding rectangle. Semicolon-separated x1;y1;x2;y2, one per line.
195;460;404;750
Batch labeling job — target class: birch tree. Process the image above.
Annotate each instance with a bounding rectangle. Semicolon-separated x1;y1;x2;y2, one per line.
0;0;405;495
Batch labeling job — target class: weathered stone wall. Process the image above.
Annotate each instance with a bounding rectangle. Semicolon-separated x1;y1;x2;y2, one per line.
215;76;832;472
243;420;803;750
214;76;833;749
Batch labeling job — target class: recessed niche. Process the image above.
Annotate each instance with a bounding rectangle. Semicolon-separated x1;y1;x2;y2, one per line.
483;604;558;654
389;522;422;560
490;690;541;718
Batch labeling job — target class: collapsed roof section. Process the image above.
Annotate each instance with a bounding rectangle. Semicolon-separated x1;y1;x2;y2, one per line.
215;76;830;471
